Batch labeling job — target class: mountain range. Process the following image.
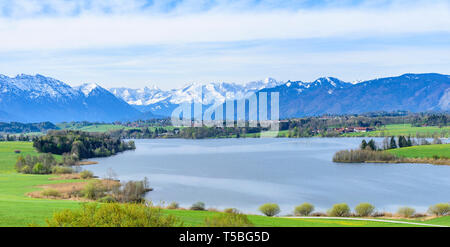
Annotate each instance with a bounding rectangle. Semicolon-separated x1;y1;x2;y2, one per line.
0;74;140;122
0;73;449;123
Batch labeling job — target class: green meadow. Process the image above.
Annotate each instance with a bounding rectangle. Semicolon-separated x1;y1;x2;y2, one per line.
387;144;450;159
57;123;132;132
57;123;180;133
342;124;450;137
0;141;449;227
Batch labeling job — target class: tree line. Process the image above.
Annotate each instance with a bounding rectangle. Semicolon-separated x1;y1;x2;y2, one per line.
33;130;135;159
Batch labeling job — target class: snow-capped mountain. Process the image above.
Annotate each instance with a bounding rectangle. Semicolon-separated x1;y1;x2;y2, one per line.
0;73;448;122
260;73;450;118
110;78;284;116
0;74;140;122
109;86;171;106
0;74;81;100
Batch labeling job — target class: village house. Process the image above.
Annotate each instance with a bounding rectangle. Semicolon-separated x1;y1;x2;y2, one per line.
334;127;374;133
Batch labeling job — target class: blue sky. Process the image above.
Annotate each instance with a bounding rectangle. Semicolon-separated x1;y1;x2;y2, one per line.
0;0;449;89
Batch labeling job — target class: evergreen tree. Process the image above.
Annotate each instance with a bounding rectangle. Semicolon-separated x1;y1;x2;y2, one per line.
367;139;377;151
389;137;397;149
398;136;407;148
360;140;368;150
406;136;412;147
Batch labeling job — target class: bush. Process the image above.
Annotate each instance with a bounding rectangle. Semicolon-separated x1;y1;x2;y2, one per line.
397;207;416;218
41;189;61;197
32;162;50;174
15;153;56;174
328;203;351;217
355;203;375;217
167;202;179;209
52;166;74;174
259;203;280;217
204;212;253;227
224;208;240;214
46;203;182;227
294;203;314;216
97;195;117;203
112;178;151;203
20;165;32;174
82;180;107;200
80;170;94;179
190;202;206;211
428;203;450;216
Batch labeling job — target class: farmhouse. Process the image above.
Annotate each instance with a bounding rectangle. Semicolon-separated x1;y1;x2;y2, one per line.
334;127;374;133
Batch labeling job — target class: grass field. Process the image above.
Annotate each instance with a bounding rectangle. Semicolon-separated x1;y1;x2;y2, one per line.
342;124;450;137
387;144;450;159
247;124;450;138
57;123;132;132
0;142;81;226
0;141;449;227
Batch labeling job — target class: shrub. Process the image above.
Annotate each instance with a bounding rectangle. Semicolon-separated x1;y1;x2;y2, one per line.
97;195;117;203
20;165;32;174
15;153;57;174
224;208;240;214
355;203;375;217
41;189;61;197
82;180;107;200
46;203;182;227
80;170;94;179
167;202;179;209
32;162;49;174
62;153;78;166
112;179;151;203
190;202;206;211
294;203;315;216
328;203;351;217
204;212;253;227
259;203;280;217
52;166;74;174
428;203;450;216
397;207;416;218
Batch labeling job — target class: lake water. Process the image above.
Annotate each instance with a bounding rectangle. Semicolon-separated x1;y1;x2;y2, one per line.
87;138;450;214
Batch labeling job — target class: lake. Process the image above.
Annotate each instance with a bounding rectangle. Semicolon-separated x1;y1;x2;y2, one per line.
87;138;450;214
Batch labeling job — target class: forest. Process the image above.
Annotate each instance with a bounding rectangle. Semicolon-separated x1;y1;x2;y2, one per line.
33;130;135;159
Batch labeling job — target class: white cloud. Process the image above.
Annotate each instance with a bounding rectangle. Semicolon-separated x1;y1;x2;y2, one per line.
0;2;449;51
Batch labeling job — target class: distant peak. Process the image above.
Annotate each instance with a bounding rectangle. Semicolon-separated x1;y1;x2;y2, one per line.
79;83;101;96
144;85;160;91
264;77;276;83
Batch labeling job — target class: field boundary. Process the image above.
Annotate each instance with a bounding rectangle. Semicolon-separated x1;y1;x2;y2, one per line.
284;216;448;227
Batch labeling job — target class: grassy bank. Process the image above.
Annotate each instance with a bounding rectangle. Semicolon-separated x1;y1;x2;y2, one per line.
387;144;450;159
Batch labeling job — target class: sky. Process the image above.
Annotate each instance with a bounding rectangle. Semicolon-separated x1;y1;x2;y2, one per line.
0;0;450;90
